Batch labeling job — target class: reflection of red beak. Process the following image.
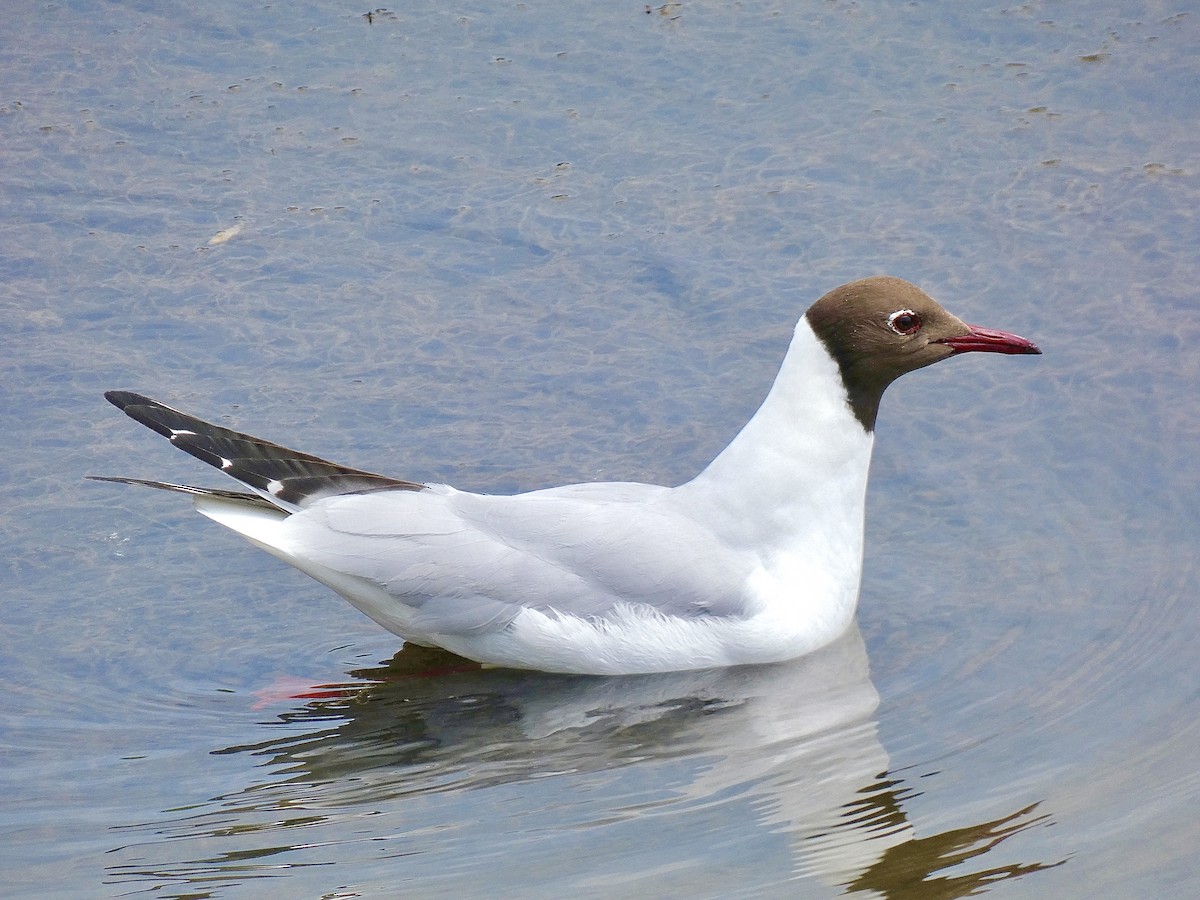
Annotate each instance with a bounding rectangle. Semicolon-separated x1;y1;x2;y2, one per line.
937;324;1041;355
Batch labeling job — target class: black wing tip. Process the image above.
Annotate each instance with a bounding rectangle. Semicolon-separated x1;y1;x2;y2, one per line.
104;391;188;441
105;390;149;409
86;475;276;507
88;474;136;485
101;391;428;503
106;391;170;418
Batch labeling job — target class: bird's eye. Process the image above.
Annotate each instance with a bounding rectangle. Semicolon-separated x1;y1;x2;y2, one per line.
887;309;922;336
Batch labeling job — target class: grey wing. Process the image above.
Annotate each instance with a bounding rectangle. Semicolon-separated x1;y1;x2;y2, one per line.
284;482;758;636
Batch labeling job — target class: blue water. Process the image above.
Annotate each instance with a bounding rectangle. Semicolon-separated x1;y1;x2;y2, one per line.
2;2;1197;897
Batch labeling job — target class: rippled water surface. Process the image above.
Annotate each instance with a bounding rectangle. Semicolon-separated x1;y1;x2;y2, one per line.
2;2;1197;897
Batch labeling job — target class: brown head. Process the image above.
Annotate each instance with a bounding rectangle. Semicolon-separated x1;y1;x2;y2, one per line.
805;276;1041;431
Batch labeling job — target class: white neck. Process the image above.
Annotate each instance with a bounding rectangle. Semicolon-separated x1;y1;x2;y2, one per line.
675;317;875;559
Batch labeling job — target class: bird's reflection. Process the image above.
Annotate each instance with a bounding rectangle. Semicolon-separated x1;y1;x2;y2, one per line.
107;626;1062;896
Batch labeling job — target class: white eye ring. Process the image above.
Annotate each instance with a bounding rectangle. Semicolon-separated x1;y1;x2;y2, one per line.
887;309;922;335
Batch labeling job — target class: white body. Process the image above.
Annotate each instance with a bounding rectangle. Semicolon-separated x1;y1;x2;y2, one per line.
195;318;873;675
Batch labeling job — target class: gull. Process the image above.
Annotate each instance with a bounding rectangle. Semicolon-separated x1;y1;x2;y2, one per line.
95;276;1039;674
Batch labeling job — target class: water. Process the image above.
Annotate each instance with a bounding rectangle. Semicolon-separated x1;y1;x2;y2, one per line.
2;1;1197;896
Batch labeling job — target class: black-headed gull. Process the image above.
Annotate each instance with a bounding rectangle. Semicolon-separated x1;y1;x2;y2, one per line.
95;276;1039;674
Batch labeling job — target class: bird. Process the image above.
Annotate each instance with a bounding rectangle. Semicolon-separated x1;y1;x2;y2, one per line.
94;276;1040;675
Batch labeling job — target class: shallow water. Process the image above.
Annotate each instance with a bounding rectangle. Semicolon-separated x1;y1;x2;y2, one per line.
2;1;1197;897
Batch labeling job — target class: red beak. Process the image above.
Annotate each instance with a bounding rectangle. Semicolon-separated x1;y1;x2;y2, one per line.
938;324;1041;355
